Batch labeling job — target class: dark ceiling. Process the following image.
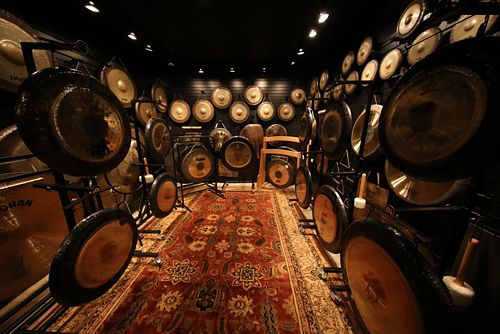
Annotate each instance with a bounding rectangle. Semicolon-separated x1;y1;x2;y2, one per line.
1;0;409;75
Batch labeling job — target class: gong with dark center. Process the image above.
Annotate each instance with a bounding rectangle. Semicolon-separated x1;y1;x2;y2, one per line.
151;81;168;113
209;124;232;151
243;84;263;106
49;208;138;306
397;0;427;39
341;217;453;334
407;27;442;66
180;146;215;182
298;109;317;146
15;67;131;176
211;86;232;109
290;87;306;105
351;104;383;160
277;102;295;122
135;96;157;126
99;63;137;108
145;118;172;163
220;136;255;171
192;99;215;123
266;152;297;189
312;185;348;253
294;164;319;209
265;124;287;147
240;123;264;158
321;102;352;160
150;173;177;218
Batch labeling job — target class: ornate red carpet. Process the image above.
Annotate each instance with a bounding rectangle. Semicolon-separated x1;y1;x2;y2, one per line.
49;189;352;333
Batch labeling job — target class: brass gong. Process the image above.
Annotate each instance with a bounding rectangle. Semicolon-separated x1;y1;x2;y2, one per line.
332;84;344;101
345;71;359;95
361;60;379;86
106;140;140;186
150;173;177;217
193;99;215;123
290;87;306;105
0;10;52;92
100;63;137;108
351;104;383;159
277;102;295;122
0;125;46;174
379;48;403;80
357;37;373;66
341;51;355;75
397;0;427;39
321;102;353;159
181;146;215;182
266;124;287;147
151;81;168;113
450;15;498;44
310;78;319;97
210;124;232;151
257;101;275;122
211;86;232;109
145;118;172;163
319;70;329;91
229;101;250;123
169;99;191;124
243;84;263;106
135;97;157;126
267;151;297;189
298;109;316;145
294;164;319;209
313;91;321;110
220;136;255;171
408;27;442;65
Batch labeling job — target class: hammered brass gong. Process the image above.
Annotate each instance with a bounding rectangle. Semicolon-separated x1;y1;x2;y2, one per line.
357;37;373;66
257;101;275;122
229;101;250;123
310;78;319;97
181;147;214;182
408;27;442;65
319;70;329;91
244;85;263;105
345;71;359;95
150;173;177;217
290;87;306;105
193;99;215;123
351;104;383;159
379;49;403;80
135;97;156;126
151;82;168;113
341;51;355;75
211;86;232;109
100;63;137;108
397;0;427;39
221;137;255;171
210;126;232;151
169;99;191;124
277;102;295;122
450;15;498;44
333;84;344;101
361;60;379;86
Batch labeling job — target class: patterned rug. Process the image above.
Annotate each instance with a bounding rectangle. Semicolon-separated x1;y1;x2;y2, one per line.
49;188;352;333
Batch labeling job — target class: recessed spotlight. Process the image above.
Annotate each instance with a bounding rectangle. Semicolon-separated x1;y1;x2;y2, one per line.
262;67;266;72
168;62;175;67
318;12;329;24
230;67;235;73
128;32;137;40
291;61;295;66
85;1;99;13
297;49;305;55
145;45;153;52
198;68;204;74
308;29;317;38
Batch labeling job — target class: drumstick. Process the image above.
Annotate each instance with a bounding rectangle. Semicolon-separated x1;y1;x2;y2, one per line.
354;173;367;209
454;238;479;287
143;157;150;175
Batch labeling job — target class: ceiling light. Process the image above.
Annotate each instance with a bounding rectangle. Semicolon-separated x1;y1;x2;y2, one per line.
198;68;204;74
297;49;304;55
128;32;137;40
318;12;329;24
145;45;153;52
230;67;235;73
168;62;175;67
85;1;99;13
308;29;317;38
262;67;266;72
291;61;295;66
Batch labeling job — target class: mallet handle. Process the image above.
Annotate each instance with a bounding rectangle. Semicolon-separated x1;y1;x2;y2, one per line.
454;238;480;287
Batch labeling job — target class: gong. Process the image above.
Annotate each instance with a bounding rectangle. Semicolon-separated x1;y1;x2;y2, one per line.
450;15;498;44
99;63;137;108
220;136;255;171
169;99;191;124
243;84;263;105
145;118;172;163
313;91;321;111
257;101;275;122
150;173;177;218
357;37;373;66
294;164;319;209
321;102;353;160
266;149;297;189
181;146;215;183
361;60;379;86
277;102;295;122
341;217;453;334
323;89;332;104
408;27;442;65
341;51;355;75
0;125;46;174
49;208;138;306
266;124;287;147
135;97;156;126
379;37;499;181
351;104;383;160
16;68;131;176
310;78;319;97
332;84;344;101
298;109;316;146
192;99;215;123
151;81;168;113
106;140;140;186
397;0;427;39
345;71;359;95
290;87;306;105
319;70;329;91
211;86;232;109
240;123;264;158
0;10;52;92
313;185;348;253
209;124;232;151
379;48;403;80
316;153;329;176
229;101;250;123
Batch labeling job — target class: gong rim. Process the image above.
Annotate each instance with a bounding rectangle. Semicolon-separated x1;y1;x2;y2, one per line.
145;118;172;163
380;48;403;80
321;102;353;160
168;99;191;124
277;102;296;122
220;136;256;171
408;27;442;66
351;104;383;159
180;147;215;183
357;37;373;66
192;99;215;123
99;63;137;108
150;173;177;218
229;101;250;123
397;0;427;39
211;86;232;109
290;87;306;105
243;84;264;106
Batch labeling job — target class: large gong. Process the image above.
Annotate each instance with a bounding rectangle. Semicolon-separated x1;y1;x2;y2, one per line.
99;63;137;108
243;84;263;106
149;173;177;218
145;118;172;163
229;101;250;123
192;99;215;123
407;27;441;65
379;37;500;181
180;146;215;182
321;102;352;159
16;68;131;176
266;147;297;189
220;136;255;171
312;185;348;253
169;99;191;124
257;101;275;122
277;102;295;122
211;86;232;109
341;217;453;334
397;0;427;39
294;164;319;209
49;208;138;306
290;87;306;105
351;104;383;160
379;48;403;80
298;109;317;146
151;81;168;113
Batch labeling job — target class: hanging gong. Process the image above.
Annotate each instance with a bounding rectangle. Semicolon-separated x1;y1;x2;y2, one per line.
313;91;321;110
321;102;353;159
257;101;275;122
277;102;295;122
450;15;498;44
351;104;383;160
229;101;250;123
266;124;287;147
379;48;403;80
168;99;191;124
306;97;313;109
220;136;255;171
16;67;131;176
210;125;232;151
243;84;263;105
192;99;215;123
361;60;379;86
310;78;319;97
313;185;348;253
266;151;297;189
332;84;344;101
49;208;137;306
357;37;373;66
290;87;306;105
341;217;453;334
151;81;168;113
106;140;140;186
341;51;355;75
0;125;46;174
0;10;52;92
408;27;442;66
240;123;264;158
181;146;215;182
149;173;177;218
294;164;319;209
211;86;232;109
145;118;172;163
397;0;427;39
379;37;499;181
319;70;329;91
298;109;316;146
99;63;137;108
135;97;156;126
345;71;359;95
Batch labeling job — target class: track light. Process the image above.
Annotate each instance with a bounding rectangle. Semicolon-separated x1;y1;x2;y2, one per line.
168;62;175;67
128;32;137;40
318;12;329;24
145;45;153;52
85;1;99;13
291;61;295;66
198;68;204;74
230;67;235;73
262;67;266;72
297;49;304;55
308;29;317;38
